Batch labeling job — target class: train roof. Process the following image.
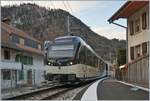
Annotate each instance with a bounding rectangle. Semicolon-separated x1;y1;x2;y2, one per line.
54;36;107;63
55;36;80;40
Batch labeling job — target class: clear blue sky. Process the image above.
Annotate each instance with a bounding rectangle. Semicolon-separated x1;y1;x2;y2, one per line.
1;1;127;40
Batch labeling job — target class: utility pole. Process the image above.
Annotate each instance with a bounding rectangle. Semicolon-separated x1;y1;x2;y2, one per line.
67;15;70;36
109;52;112;63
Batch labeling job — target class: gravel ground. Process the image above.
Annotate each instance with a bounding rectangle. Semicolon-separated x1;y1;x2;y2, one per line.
1;82;57;99
52;83;93;100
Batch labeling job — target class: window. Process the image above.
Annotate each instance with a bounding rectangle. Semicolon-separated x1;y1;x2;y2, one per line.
15;55;33;65
18;70;24;80
22;56;33;65
142;42;147;55
135;45;141;58
51;45;74;51
135;18;140;33
142;12;147;29
4;50;10;60
130;21;134;35
24;39;38;49
11;35;19;44
86;50;92;65
130;47;134;60
28;56;33;65
2;70;11;80
15;54;21;62
79;47;86;64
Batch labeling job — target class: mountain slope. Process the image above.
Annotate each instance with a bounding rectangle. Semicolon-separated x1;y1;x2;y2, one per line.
1;3;126;61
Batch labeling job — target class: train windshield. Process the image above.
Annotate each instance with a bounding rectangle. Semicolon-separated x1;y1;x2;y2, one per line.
51;45;74;51
49;44;74;58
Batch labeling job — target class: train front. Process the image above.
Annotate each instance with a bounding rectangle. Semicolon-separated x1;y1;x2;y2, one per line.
45;36;80;83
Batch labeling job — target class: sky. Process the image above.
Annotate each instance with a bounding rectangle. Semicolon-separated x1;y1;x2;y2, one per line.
1;1;127;40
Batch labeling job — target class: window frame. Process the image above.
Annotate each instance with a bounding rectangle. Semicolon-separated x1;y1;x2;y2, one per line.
4;49;10;60
142;12;147;30
135;18;141;33
129;20;134;35
24;38;38;49
2;70;11;80
15;54;33;65
130;47;134;60
18;70;24;80
142;42;147;55
11;34;20;44
135;45;141;58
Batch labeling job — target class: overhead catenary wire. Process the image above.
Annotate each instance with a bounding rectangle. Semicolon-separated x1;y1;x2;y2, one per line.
62;1;69;12
66;0;73;14
50;0;55;9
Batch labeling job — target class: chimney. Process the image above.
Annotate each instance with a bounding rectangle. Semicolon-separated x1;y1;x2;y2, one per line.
2;17;11;25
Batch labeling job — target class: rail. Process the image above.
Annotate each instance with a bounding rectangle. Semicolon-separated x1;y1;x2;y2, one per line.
3;84;66;100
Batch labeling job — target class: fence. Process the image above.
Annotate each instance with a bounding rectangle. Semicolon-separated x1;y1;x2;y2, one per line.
121;55;149;88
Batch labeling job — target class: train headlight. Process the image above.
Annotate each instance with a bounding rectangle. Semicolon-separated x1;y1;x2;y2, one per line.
48;62;51;65
70;62;73;65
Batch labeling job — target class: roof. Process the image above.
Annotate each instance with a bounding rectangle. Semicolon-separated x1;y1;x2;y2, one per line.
16;44;43;55
1;22;43;55
1;22;41;43
108;1;149;23
1;42;43;55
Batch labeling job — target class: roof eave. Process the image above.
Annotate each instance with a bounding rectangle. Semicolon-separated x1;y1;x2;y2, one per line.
108;1;131;23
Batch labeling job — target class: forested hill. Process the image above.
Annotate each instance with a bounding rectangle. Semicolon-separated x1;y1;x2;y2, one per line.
1;3;126;61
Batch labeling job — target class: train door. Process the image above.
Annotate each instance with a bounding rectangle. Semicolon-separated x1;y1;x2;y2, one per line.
79;46;87;78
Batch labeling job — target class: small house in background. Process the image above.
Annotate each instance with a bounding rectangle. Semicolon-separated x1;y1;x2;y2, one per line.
108;1;149;87
1;18;45;89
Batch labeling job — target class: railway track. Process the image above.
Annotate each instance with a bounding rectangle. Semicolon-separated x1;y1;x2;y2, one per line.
42;81;97;100
3;84;68;100
41;87;75;100
3;79;98;100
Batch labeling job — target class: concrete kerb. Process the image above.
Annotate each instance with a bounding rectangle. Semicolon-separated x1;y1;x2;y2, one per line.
117;80;149;92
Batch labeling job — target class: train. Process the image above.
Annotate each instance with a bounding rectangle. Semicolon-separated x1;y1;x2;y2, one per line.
44;36;108;83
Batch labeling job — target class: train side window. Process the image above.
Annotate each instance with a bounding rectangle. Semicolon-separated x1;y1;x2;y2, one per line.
92;55;95;67
79;46;86;64
86;49;92;66
95;58;98;67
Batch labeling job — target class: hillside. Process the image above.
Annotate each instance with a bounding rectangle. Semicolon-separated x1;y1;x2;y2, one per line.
1;3;126;61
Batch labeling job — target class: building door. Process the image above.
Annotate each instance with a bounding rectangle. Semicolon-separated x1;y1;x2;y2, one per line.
27;70;32;85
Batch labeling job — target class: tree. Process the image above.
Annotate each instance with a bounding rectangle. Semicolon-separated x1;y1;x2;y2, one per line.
115;48;126;80
117;48;126;66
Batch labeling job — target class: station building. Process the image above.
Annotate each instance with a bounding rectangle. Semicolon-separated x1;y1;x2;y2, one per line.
108;1;149;87
1;18;45;89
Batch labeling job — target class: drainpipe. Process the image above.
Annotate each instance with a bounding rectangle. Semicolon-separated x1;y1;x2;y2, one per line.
10;69;13;94
112;22;127;29
110;21;128;81
34;69;36;88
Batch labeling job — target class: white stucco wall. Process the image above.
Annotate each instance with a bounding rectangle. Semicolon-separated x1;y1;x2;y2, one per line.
1;48;45;89
127;4;149;61
1;48;21;89
20;53;45;85
32;54;45;85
